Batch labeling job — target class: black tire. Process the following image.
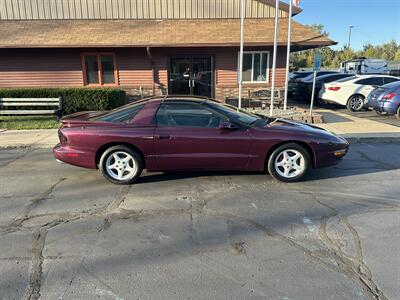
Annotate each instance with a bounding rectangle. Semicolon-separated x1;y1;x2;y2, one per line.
396;106;400;120
347;95;365;112
99;145;143;185
267;143;311;183
375;110;388;116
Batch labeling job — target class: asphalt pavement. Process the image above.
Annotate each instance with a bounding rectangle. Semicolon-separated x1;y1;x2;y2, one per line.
0;143;399;300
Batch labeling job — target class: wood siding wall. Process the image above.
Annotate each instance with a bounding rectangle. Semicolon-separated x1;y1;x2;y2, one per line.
0;0;288;20
0;49;83;87
0;47;287;98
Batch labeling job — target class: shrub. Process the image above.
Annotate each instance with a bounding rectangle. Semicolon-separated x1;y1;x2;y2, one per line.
0;88;126;115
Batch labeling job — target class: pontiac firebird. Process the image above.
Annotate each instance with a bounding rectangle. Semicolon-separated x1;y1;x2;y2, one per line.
54;96;349;184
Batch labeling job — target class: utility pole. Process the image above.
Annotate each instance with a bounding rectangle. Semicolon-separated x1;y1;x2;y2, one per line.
348;25;354;49
270;0;280;116
238;0;245;109
283;0;294;111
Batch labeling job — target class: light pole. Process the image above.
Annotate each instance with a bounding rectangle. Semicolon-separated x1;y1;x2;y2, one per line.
347;25;354;49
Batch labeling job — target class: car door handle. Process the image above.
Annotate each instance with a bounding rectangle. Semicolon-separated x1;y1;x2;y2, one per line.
156;134;171;140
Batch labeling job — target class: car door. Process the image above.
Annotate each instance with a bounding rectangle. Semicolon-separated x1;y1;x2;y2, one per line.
153;101;251;171
356;77;385;97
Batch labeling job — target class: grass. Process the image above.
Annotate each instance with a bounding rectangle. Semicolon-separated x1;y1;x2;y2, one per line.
0;116;60;130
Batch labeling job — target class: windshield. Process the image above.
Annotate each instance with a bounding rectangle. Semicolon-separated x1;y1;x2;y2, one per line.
209;103;263;125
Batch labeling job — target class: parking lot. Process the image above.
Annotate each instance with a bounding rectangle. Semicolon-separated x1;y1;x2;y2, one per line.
1;142;399;300
330;107;400;128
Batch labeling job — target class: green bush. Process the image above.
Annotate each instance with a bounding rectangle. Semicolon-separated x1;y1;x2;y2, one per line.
0;88;126;115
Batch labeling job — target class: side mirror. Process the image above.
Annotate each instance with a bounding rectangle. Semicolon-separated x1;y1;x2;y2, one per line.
219;120;239;130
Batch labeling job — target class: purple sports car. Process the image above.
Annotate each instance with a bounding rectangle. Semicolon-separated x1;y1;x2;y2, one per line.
53;96;349;184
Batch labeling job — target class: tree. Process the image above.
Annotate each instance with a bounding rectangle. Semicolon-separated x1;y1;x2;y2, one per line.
290;25;400;70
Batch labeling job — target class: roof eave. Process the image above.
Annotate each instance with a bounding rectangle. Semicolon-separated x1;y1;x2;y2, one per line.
0;41;337;49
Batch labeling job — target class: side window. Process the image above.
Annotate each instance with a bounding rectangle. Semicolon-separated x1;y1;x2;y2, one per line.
356;77;384;86
383;77;400;84
156;102;224;128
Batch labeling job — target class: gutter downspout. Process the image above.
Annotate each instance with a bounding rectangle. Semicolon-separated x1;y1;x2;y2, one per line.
146;47;156;96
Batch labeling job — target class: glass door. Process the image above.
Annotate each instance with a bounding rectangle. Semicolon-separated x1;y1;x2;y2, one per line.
169;56;213;98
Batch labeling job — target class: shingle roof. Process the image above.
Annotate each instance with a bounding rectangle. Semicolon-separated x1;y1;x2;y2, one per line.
0;19;335;49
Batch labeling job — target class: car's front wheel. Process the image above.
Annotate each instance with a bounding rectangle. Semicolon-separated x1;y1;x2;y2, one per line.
347;95;365;112
267;143;310;182
99;145;143;185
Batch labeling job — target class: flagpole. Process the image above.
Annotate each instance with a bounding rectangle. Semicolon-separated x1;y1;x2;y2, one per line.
270;0;280;116
238;0;245;109
283;0;293;111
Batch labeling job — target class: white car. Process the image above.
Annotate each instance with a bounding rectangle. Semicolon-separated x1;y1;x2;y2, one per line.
318;75;400;111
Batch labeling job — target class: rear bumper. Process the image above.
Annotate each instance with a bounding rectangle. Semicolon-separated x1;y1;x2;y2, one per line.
371;101;399;115
53;143;97;169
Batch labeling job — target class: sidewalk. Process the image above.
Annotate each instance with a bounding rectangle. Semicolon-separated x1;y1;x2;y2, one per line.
314;108;400;143
0;129;58;148
0;110;400;148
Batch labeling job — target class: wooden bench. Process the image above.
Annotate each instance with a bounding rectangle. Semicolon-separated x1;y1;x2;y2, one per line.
248;89;284;108
0;97;62;117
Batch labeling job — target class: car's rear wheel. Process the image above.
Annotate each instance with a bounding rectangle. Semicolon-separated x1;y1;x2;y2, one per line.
347;95;365;112
396;106;400;120
99;145;143;185
375;110;388;116
267;143;310;182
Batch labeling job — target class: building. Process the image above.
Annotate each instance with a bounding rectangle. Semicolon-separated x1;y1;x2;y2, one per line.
0;0;335;101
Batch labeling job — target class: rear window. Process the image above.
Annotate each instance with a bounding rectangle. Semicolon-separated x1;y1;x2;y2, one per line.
336;76;357;82
302;71;337;82
319;74;353;83
94;101;146;123
355;77;385;86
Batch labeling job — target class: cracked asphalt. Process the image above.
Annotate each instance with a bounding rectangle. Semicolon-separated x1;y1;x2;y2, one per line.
0;143;399;300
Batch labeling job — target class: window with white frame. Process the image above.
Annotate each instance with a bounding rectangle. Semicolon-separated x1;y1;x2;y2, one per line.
238;51;270;83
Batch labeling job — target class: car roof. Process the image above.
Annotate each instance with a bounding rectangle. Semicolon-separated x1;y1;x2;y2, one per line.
317;73;351;79
352;74;398;79
141;95;220;105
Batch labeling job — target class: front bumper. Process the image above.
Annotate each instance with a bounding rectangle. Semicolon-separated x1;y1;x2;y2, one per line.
53;143;96;169
314;139;349;168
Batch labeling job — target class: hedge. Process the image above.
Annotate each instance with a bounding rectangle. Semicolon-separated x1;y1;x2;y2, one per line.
0;88;126;115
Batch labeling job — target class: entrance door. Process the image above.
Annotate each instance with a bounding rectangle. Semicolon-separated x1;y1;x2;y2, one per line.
169;56;213;98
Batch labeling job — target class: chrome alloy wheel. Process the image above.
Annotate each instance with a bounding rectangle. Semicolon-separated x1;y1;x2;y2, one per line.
274;149;306;179
349;96;364;111
105;151;137;181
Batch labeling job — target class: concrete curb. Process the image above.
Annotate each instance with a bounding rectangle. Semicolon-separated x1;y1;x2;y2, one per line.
345;137;400;144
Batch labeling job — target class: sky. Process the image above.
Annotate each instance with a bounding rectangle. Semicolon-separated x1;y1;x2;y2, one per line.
293;0;400;50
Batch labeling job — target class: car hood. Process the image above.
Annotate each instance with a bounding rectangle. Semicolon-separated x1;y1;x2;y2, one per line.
262;118;346;142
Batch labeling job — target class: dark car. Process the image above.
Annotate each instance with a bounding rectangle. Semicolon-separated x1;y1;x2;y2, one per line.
368;81;400;119
295;73;354;103
53;96;349;184
289;71;314;81
289;71;338;99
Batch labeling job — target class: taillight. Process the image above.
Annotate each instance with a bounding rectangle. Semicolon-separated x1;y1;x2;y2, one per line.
58;130;67;144
382;93;397;100
328;87;341;91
